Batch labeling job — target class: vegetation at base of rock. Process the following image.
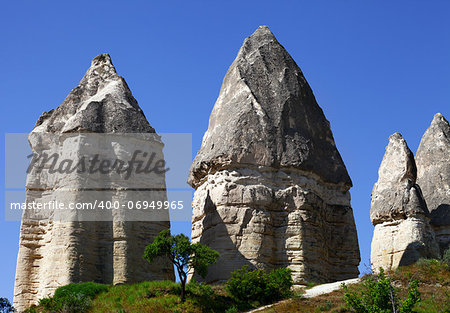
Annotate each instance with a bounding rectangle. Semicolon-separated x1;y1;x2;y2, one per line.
342;268;420;313
24;270;294;312
23;256;448;313
259;258;449;313
26;280;254;313
27;282;108;313
225;265;293;305
52;282;109;300
443;248;450;264
143;229;219;303
91;279;252;313
0;297;14;313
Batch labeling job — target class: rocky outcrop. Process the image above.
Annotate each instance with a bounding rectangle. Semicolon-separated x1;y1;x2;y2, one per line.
189;26;360;284
416;113;450;255
370;133;439;271
14;54;174;312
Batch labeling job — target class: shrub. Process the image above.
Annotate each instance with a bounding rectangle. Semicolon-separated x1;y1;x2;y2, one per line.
23;307;36;313
39;293;91;313
416;257;440;268
265;267;294;300
342;267;420;313
415;257;449;279
443;248;450;265
0;298;14;313
186;279;214;298
226;266;266;303
53;281;108;299
225;306;238;313
39;282;108;313
226;265;293;305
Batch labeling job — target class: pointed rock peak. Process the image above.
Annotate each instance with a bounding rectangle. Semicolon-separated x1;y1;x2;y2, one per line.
188;27;351;188
246;25;276;42
33;54;154;134
430;112;449;130
381;132;417;184
255;25;272;33
236;25;285;62
81;53;119;84
417;112;450;155
389;132;404;142
91;53;113;66
370;133;429;224
433;112;446;120
388;132;410;151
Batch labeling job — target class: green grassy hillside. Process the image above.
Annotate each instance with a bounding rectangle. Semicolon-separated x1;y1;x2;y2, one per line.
23;259;449;313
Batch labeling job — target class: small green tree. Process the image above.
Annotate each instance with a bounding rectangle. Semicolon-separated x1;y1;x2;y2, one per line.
342;267;420;313
143;230;219;302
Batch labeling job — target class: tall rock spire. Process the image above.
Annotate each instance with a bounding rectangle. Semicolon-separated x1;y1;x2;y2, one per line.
14;54;174;312
416;113;450;255
370;133;439;271
189;26;360;284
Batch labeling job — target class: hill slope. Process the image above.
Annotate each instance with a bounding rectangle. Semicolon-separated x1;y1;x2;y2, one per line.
24;259;449;313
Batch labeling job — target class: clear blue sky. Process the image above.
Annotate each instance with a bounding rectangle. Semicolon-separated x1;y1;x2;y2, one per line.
1;0;450;303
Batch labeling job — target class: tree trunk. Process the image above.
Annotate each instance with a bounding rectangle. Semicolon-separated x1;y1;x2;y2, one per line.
180;279;186;303
176;265;187;303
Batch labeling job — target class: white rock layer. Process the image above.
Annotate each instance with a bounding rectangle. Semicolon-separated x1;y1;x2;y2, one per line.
191;167;359;284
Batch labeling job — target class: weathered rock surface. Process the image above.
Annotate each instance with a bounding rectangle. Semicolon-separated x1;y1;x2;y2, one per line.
416;113;450;255
370;133;439;271
14;54;174;312
189;26;360;284
33;54;155;134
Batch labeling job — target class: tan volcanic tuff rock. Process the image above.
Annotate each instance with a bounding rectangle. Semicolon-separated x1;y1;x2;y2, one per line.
416;113;450;256
188;26;360;284
370;133;439;272
14;54;174;312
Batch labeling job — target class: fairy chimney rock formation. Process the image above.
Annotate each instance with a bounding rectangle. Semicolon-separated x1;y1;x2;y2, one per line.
14;54;174;312
370;133;439;271
416;113;450;255
188;26;360;284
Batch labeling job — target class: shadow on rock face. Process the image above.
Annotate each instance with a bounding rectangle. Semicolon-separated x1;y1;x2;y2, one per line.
430;204;450;256
430;204;450;226
193;191;253;283
69;221;114;284
398;241;437;266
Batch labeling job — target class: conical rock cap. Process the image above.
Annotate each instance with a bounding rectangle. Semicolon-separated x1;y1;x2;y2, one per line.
188;26;351;188
34;54;154;133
